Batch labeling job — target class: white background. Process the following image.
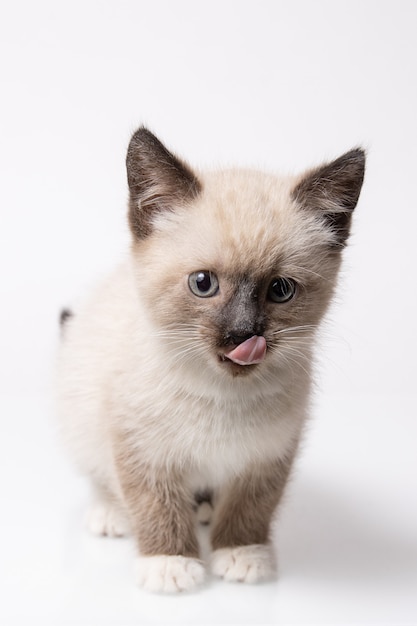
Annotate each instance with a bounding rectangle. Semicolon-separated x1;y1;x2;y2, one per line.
1;1;416;624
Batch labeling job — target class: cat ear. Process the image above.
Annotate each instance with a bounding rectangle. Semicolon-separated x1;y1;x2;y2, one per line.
126;127;202;239
292;148;365;247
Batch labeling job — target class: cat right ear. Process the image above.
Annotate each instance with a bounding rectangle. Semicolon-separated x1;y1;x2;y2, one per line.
292;148;366;247
126;127;202;239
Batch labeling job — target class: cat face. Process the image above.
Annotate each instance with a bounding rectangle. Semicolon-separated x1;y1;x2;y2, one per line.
127;128;365;379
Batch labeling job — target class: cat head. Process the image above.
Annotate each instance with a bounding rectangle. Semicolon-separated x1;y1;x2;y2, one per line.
126;127;365;380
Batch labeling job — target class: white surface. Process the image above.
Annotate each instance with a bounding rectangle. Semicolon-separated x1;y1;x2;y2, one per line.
1;0;417;624
1;392;416;625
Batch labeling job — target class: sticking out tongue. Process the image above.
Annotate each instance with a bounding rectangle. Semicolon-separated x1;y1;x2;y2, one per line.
224;335;267;366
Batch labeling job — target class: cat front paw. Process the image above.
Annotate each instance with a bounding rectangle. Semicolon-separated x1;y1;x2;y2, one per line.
211;544;275;584
135;555;206;593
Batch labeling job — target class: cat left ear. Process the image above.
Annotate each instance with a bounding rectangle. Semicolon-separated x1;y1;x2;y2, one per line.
126;127;202;239
292;148;366;247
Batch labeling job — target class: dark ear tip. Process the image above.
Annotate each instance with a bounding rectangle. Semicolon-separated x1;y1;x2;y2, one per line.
348;146;366;158
336;146;366;161
351;146;366;159
128;126;157;150
126;127;161;178
341;147;366;171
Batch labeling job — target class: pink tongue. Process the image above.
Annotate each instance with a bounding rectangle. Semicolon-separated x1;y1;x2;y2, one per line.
224;335;267;366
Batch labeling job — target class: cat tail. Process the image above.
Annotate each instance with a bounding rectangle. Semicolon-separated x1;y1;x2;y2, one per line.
59;308;74;337
194;490;214;526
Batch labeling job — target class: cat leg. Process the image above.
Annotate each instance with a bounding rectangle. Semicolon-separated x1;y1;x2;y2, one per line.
210;456;293;584
113;447;205;593
86;483;131;538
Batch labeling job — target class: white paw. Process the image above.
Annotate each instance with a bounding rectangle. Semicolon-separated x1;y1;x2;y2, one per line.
135;555;205;593
86;501;130;537
211;544;275;583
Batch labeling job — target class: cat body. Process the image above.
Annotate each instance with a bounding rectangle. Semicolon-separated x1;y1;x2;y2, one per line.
56;128;365;592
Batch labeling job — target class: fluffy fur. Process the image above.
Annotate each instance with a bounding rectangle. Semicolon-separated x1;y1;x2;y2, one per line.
56;127;365;592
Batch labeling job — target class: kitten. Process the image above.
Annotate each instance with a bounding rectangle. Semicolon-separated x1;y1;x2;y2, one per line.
56;127;365;592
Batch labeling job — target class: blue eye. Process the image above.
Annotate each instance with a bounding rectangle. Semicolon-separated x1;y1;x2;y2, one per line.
268;277;297;303
188;271;219;298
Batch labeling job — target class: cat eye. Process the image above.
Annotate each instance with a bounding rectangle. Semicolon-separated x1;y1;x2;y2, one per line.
268;277;297;303
188;271;219;298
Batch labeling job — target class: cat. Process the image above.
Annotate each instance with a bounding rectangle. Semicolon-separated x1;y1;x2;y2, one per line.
56;127;365;592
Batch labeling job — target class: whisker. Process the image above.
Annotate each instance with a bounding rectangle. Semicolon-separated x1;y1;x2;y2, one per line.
271;324;318;337
275;348;311;378
290;265;332;284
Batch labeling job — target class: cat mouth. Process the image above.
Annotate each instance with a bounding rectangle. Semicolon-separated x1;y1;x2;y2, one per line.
218;335;267;372
217;356;255;377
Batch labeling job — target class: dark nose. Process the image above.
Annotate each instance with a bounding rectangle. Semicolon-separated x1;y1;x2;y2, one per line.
226;332;254;346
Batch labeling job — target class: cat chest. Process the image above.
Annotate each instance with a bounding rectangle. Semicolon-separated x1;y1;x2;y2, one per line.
190;409;297;486
123;390;302;486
